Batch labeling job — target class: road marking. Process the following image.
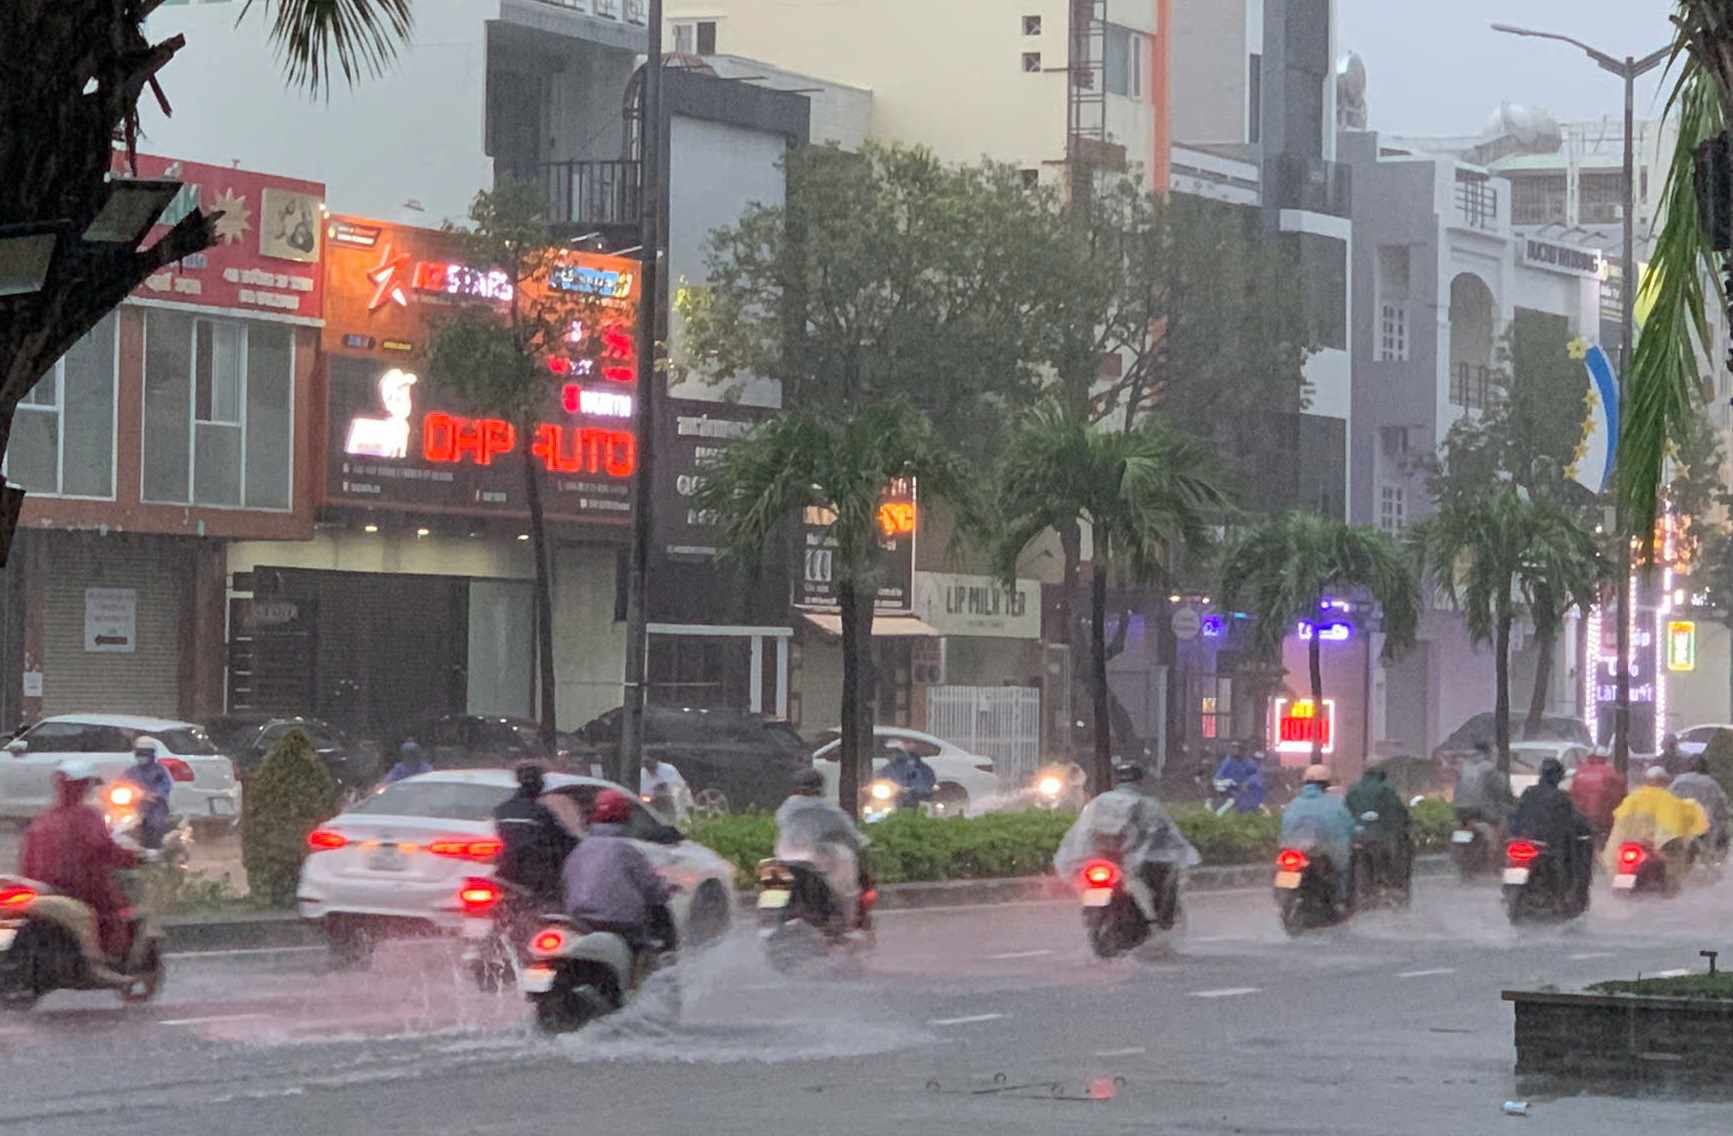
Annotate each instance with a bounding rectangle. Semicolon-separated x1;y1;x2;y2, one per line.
986;949;1054;961
928;1013;1007;1027
1650;968;1691;979
159;1013;267;1027
164;945;326;960
1397;968;1457;979
1094;1046;1147;1058
1569;952;1615;961
1188;987;1261;999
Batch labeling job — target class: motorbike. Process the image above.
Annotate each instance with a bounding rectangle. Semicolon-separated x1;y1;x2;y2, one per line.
457;877;540;992
1030;764;1088;812
1349;812;1411;910
1273;846;1350;935
1502;837;1591;924
755;857;875;971
1611;839;1685;898
519;914;673;1034
1076;857;1179;959
1449;813;1503;881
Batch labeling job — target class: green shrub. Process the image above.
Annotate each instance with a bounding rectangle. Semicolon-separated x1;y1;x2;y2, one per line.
1172;806;1281;865
1702;729;1733;801
241;728;338;908
1410;797;1459;853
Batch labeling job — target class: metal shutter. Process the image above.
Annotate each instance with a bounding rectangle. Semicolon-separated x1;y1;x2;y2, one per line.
40;536;183;717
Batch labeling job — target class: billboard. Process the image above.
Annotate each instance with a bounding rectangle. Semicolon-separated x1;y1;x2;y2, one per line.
656;397;772;560
793;478;916;613
321;215;641;522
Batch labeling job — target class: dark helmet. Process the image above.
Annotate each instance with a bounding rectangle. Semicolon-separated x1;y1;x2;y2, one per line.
792;767;826;795
1539;756;1566;787
515;760;547;796
1111;762;1145;785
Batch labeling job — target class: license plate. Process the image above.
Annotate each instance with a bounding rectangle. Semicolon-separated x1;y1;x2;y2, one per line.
0;928;15;952
460;918;492;940
522;965;556;994
757;889;791;910
1082;888;1114;907
1451;830;1475;845
1613;874;1637;890
367;845;406;871
1274;871;1302;889
1503;868;1530;885
208;797;235;817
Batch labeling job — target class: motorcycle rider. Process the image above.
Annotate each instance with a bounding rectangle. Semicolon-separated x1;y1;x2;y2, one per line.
493;762;577;907
560;788;675;974
1053;762;1197;928
1279;764;1357;902
1211;742;1266;814
639;753;692;825
16;760;142;989
883;739;938;810
1452;741;1515;829
1345;762;1412;895
1659;732;1689;778
117;736;175;850
773;767;869;936
1568;751;1628;849
1603;764;1709;880
382;740;432;784
1670;755;1731;858
1510;757;1593;909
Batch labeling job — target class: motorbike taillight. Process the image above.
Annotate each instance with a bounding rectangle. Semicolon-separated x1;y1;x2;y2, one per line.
1617;842;1647;870
1505;840;1541;866
1275;849;1308;873
1081;860;1120;888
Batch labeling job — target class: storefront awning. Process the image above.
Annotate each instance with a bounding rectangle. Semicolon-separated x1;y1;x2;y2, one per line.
800;612;940;640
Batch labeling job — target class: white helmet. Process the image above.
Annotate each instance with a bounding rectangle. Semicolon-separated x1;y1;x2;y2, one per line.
132;735;165;758
57;758;101;783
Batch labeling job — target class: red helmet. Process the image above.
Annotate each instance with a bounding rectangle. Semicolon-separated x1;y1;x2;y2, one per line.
591;788;634;825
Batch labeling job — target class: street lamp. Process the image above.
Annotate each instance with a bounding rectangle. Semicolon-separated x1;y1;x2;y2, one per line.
1491;23;1670;775
83;178;182;245
0;221;67;297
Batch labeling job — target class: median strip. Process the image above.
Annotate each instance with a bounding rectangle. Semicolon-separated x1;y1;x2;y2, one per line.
986;949;1054;960
1188;987;1261;999
928;1013;1007;1026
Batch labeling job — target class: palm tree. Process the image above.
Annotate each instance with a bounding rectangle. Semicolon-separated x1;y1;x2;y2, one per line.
1409;488;1606;773
994;402;1229;796
1218;513;1420;764
694;400;973;818
1521;523;1615;739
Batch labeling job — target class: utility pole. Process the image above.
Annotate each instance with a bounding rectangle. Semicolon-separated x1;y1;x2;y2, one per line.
1491;24;1668;775
619;0;663;790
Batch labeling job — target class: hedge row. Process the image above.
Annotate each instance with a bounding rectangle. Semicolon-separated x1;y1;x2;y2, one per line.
690;797;1464;888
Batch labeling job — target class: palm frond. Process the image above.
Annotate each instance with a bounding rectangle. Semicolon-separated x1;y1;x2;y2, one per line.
241;0;414;97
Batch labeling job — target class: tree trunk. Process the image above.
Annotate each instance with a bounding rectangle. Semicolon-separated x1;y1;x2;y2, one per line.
1308;630;1324;764
1494;605;1513;776
1057;520;1083;758
838;577;875;820
522;440;558;751
1090;562;1113;796
1525;626;1556;741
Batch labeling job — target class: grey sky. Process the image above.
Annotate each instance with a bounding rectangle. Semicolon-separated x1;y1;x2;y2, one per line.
1339;0;1679;136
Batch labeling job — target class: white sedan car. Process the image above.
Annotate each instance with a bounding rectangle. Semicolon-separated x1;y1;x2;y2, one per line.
0;714;241;828
811;727;1001;815
296;770;736;965
1508;741;1593;795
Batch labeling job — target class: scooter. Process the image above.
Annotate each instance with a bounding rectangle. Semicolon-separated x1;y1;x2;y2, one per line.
755;857;875;972
1075;857;1179;959
1349;812;1411;911
519;916;672;1034
1449;814;1503;881
1502;837;1591;924
457;877;540;992
1611;840;1685;897
1273;846;1350;935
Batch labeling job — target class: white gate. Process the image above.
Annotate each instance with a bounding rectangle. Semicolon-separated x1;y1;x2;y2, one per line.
927;686;1042;783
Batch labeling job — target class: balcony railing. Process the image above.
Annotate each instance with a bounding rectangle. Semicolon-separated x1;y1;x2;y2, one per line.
500;158;641;230
1450;363;1497;410
1453;176;1499;231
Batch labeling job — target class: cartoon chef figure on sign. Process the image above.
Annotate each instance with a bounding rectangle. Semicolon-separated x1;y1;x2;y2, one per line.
345;368;418;459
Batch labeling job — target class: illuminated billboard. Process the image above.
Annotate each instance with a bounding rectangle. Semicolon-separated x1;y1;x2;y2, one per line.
1271;697;1336;756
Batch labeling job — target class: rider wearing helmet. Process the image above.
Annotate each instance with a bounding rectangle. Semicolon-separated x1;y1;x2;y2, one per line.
773;767;869;935
1510;756;1594;906
1279;764;1357;900
1603;762;1709;880
1346;760;1412;895
1452;741;1515;827
560;788;675;963
493;762;577;906
382;740;432;784
883;738;938;810
1670;755;1731;857
1053;762;1198;928
117;736;175;849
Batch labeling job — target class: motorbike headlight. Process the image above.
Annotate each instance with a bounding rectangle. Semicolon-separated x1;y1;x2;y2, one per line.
1037;776;1063;797
870;781;896;802
109;786;135;807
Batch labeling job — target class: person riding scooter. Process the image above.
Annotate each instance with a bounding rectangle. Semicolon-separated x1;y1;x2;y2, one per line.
1511;756;1594;909
494;762;578;907
1053;761;1197;928
773;768;870;936
883;740;938;811
1670;755;1731;860
1211;743;1266;814
560;789;675;976
116;736;175;850
382;740;432;784
1452;741;1515;830
16;760;143;988
1603;764;1709;880
1346;762;1412;896
1568;751;1627;850
1280;764;1357;901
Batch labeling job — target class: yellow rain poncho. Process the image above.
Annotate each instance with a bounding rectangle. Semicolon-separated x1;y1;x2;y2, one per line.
1601;786;1709;872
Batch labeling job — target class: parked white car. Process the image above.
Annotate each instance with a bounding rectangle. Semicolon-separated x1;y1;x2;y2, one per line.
296;769;736;965
1678;724;1733;757
0;714;241;828
1507;740;1593;795
811;727;1001;815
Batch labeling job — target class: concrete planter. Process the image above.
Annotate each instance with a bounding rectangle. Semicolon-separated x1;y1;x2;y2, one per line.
1503;988;1733;1083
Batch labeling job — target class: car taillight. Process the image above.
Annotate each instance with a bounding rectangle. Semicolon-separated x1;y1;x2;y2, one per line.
160;757;196;783
428;839;503;862
306;829;348;852
0;885;37;908
1081;860;1120;888
531;929;567;955
1276;849;1309;873
1505;840;1541;866
458;877;502;916
1618;842;1647;869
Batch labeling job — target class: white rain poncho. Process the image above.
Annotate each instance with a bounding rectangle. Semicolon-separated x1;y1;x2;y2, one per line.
773;795;867;911
1053;787;1201;883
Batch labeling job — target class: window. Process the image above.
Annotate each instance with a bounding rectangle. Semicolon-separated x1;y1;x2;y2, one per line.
1023;15;1042;36
1019;168;1040;188
1579;171;1626;224
1022;51;1042;73
142;309;293;508
1510;173;1567;225
1104;25;1141;98
349;782;512;822
1248;54;1262;144
672;19;717;54
1294;233;1347;351
1378;303;1409;361
1379;485;1406;535
2;313;117;498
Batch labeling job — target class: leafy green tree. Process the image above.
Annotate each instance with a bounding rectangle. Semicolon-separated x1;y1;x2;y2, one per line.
1409;488;1606;772
694;401;973;818
993;401;1229;794
1219;513;1420;763
241;728;338;908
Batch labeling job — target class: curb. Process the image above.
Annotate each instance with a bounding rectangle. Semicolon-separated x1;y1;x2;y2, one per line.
162;855;1453;953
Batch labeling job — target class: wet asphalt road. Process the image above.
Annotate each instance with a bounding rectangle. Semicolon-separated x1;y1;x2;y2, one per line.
4;874;1733;1135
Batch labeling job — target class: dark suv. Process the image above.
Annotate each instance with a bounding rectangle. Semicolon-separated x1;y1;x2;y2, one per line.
206;714;381;792
572;705;811;812
399;714;573;771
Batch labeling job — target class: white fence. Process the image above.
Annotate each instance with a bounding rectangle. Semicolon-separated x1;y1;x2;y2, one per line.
927;686;1042;783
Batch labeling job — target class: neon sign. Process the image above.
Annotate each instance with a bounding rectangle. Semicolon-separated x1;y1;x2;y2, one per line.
344;369;418;458
877;501;916;537
563;387;633;418
412;260;513;303
547;263;635;298
423;413;515;466
1667;620;1696;672
417;413;636;477
1297;620;1353;642
1272;698;1336;755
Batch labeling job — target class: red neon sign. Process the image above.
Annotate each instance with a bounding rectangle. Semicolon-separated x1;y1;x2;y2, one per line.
423;414;516;466
532;424;637;477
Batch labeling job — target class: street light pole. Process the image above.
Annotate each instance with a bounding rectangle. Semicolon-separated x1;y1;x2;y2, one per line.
620;0;664;789
1491;24;1668;775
